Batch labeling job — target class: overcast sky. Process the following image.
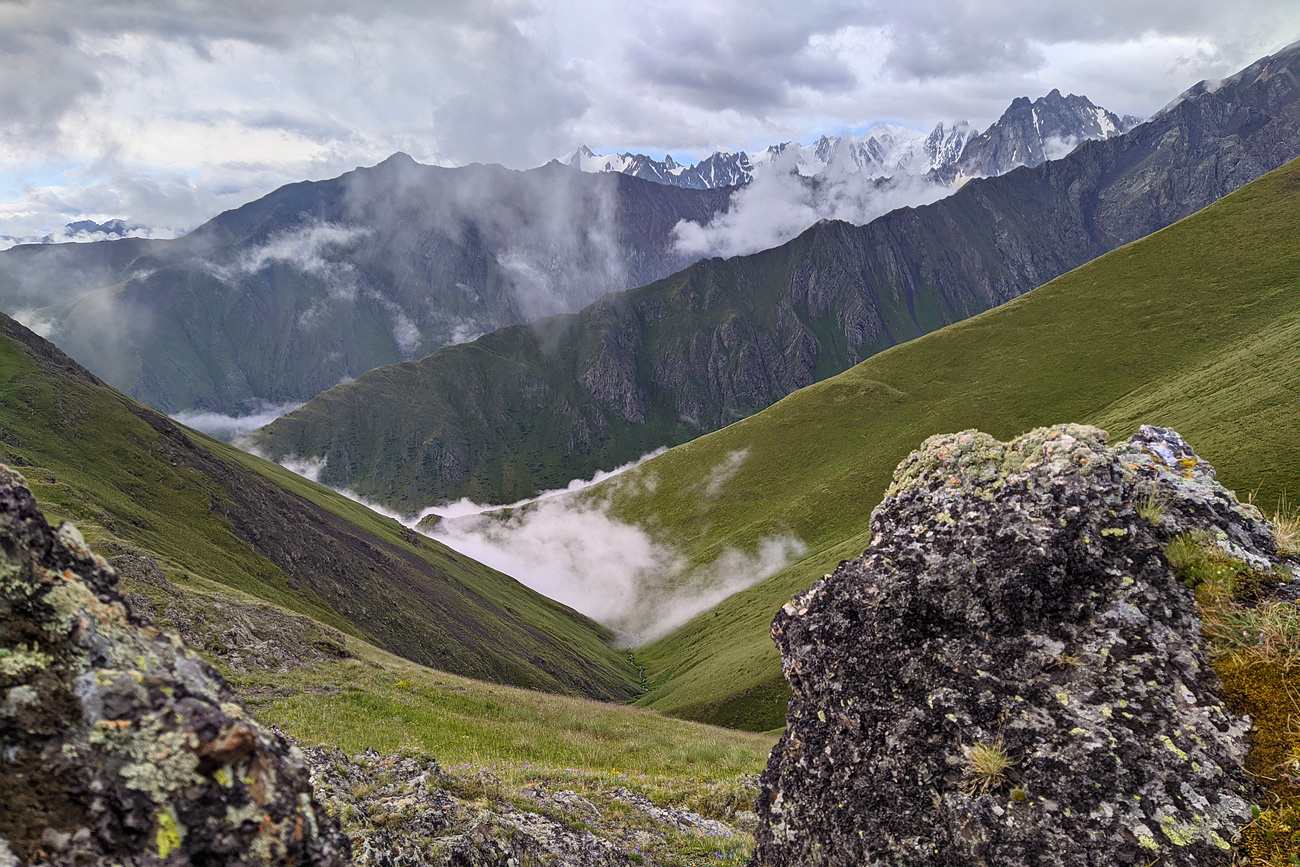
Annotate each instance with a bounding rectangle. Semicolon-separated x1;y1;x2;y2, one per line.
2;0;1297;241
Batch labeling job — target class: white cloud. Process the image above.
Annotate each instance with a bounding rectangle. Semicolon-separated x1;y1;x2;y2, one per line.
2;1;1296;241
235;222;370;280
428;496;804;642
420;448;805;642
10;308;58;339
702;448;748;498
240;442;799;642
673;157;953;259
170;400;306;442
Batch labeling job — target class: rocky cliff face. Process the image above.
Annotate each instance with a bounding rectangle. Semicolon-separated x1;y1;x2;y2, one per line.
252;41;1300;510
0;466;348;865
938;88;1134;181
749;425;1297;867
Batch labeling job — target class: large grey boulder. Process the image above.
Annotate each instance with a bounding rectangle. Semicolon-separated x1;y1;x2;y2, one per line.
0;466;348;866
751;424;1291;866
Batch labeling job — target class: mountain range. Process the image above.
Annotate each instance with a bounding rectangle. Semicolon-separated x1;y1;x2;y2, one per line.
248;41;1300;511
562;89;1140;189
0;90;1135;429
0;159;731;420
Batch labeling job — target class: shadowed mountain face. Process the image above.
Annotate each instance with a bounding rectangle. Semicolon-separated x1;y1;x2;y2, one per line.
0;158;732;418
0;311;639;701
249;42;1300;512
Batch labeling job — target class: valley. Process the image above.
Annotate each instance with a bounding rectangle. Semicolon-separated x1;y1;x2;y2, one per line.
3;15;1299;866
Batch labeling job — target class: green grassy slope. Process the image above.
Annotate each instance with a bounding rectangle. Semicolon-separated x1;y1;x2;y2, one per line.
0;314;638;700
599;156;1300;731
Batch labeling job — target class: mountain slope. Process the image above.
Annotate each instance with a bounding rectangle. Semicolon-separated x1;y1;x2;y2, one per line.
600;154;1300;730
251;41;1300;511
0;312;638;700
0;158;731;418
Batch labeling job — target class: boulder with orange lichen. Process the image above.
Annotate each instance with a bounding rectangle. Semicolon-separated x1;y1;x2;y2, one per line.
0;465;348;866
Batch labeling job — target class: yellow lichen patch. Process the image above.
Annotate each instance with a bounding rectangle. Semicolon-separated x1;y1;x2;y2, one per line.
155;806;183;858
0;644;53;678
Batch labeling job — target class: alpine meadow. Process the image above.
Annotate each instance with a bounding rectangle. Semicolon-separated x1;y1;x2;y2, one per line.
2;7;1299;867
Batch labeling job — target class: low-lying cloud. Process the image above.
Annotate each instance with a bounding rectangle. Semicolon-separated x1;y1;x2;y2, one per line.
227;222;370;283
171;400;305;441
428;498;804;643
673;155;954;258
420;449;805;643
256;445;805;643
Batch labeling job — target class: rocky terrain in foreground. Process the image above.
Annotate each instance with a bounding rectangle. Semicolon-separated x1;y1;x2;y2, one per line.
0;466;751;865
751;425;1298;866
5;418;1297;864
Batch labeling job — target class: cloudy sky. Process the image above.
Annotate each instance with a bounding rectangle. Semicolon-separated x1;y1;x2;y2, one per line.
2;0;1297;242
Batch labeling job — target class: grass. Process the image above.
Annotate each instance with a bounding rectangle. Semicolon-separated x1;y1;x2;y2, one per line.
1265;494;1300;558
1163;533;1300;866
569;155;1300;730
0;314;639;700
961;741;1015;796
229;633;775;866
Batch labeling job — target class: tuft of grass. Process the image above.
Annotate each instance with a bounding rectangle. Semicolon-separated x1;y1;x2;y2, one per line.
1049;651;1083;670
1269;494;1300;558
960;741;1014;796
1135;490;1165;526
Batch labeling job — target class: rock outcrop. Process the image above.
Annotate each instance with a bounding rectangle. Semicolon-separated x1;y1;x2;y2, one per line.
750;425;1295;866
0;467;348;865
301;746;749;866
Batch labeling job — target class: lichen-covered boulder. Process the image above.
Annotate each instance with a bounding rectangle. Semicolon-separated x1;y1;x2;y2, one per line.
0;467;348;866
750;425;1291;867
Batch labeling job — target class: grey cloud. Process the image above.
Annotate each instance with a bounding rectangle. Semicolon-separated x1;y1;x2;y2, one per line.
2;0;1298;244
0;0;587;168
625;0;868;115
872;0;1294;81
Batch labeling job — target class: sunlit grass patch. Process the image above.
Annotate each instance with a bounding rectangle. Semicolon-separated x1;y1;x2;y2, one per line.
229;637;775;864
1165;536;1300;865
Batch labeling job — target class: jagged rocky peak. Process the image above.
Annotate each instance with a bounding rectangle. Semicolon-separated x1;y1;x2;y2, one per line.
944;89;1138;181
0;466;348;866
751;424;1297;867
557;90;1132;190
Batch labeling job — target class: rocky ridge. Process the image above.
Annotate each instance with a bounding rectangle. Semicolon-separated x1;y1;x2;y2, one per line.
0;465;349;865
562;90;1133;189
750;425;1298;866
